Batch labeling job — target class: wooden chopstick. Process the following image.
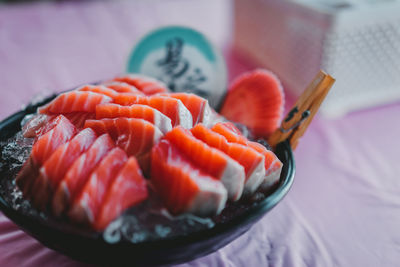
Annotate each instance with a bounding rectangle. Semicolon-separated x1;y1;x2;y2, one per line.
268;70;335;150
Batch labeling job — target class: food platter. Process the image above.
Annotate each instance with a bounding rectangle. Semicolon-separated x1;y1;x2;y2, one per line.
0;92;295;266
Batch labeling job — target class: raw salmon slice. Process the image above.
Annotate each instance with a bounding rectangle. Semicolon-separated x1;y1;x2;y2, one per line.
103;81;145;95
95;103;172;134
94;157;148;231
39;91;112;114
64;112;96;129
16;115;76;197
211;122;248;145
159;93;212;126
77;85;119;99
151;140;227;216
84;118;163;157
191;124;265;194
164;126;245;201
53;134;115;216
212;122;283;190
31;128;97;210
145;96;192;128
69;147;128;225
112;95;192;128
22;114;53;138
112;74;169;95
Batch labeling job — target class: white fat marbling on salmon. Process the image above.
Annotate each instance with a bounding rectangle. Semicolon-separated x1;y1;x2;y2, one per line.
220;157;245;201
153;111;172;134
244;156;266;194
176;100;193;129
186;172;228;216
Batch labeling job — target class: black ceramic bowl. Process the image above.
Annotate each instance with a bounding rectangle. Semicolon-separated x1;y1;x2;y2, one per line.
0;94;295;266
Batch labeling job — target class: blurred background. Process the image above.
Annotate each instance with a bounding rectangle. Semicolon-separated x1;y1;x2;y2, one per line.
0;1;400;267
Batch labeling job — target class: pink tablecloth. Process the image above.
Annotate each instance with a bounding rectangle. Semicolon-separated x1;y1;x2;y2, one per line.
1;1;400;266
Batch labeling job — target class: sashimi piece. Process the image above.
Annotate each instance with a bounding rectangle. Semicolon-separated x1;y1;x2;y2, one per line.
191;124;265;194
64;112;96;129
211;122;248;145
69;148;128;225
151;140;227;216
212;122;283;190
247;142;283;190
145;96;192;128
112;74;169;95
103;81;145;95
22;114;53;138
95;103;172;134
84;118;163;157
77;85;119;99
94;157;148;231
53;134;115;217
30;128;97;210
159;93;212;126
38;91;112;114
16;115;76;197
112;95;192;128
164;127;245;201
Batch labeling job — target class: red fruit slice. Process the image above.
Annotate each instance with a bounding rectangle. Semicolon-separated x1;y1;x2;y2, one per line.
94;157;148;231
31;128;97;210
69;147;128;225
220;69;284;138
95;103;172;134
151;140;227;216
113;74;169;95
191;124;265;194
16;115;76;197
159;93;211;126
103;81;145;95
38;91;112;114
84;118;163;157
53;134;115;216
164;126;244;201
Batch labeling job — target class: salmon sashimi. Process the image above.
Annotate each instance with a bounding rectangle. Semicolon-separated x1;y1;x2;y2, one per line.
53;134;115;217
84;118;163;157
103;81;145;95
16;115;77;197
64;112;96;129
212;122;283;190
145;96;192;128
30;128;97;210
159;93;212;126
95;103;172;134
151;140;227;216
247;142;283;190
112;95;192;128
38;91;112;114
211;122;248;145
69;147;128;225
94;157;148;231
77;85;119;99
22;114;53;138
112;74;169;95
164;127;245;201
191;124;266;194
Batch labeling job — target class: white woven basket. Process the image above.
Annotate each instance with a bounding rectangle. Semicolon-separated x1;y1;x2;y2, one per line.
234;0;400;117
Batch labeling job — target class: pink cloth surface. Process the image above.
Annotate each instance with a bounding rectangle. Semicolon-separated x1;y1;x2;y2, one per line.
1;1;400;267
